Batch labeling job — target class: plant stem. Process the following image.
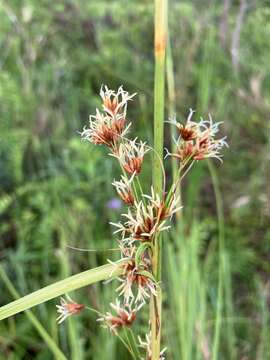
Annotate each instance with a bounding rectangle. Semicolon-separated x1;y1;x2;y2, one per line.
0;260;127;321
128;328;141;359
0;266;67;360
118;332;136;360
166;31;178;186
208;160;225;360
150;0;167;358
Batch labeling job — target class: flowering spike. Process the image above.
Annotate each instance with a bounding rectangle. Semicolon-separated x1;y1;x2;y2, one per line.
167;112;228;162
111;196;175;245
112;173;135;205
56;296;85;324
97;299;139;334
79;86;227;354
81;109;130;149
167;109;198;141
112;139;150;175
100;85;136;118
116;245;157;305
81;86;136;150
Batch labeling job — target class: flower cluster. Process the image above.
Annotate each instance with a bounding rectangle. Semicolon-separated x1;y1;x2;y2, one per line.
97;299;140;334
115;245;157;304
111;191;181;245
81;86;136;151
113;139;150;174
166;109;228;163
56;296;85;324
112;173;135;205
80;86;164;335
56;86;227;360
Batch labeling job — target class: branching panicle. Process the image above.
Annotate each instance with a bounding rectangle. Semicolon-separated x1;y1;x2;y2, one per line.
56;85;227;360
166;109;228;163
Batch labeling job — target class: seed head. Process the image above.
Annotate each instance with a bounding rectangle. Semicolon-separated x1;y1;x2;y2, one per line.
81;109;130;148
143;186;182;220
193;116;228;161
97;300;138;333
167;111;228;162
112;173;135;205
168;109;198;141
116;245;157;304
111;199;171;244
165;140;194;162
100;85;136;118
56;296;85;324
112;139;149;175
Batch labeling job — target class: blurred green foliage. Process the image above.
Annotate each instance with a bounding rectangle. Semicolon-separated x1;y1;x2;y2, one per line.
0;0;270;359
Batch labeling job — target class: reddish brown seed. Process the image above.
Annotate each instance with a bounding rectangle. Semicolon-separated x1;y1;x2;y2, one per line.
179;126;197;141
123;157;143;174
66;303;85;315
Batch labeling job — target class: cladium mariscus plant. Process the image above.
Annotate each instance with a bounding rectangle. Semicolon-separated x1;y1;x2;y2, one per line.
78;85;227;358
0;83;227;359
0;2;228;358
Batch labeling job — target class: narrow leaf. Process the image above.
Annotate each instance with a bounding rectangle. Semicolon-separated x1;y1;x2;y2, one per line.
0;266;67;360
0;260;127;321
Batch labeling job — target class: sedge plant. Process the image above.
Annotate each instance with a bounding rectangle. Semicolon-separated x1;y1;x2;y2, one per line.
0;2;227;358
0;83;227;358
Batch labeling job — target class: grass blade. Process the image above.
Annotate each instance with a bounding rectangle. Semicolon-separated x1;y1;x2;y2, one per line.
0;260;127;321
0;266;67;360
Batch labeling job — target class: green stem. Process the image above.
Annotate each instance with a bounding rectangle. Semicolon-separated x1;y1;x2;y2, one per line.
208;160;225;360
128;328;141;359
0;260;127;321
166;30;178;187
150;0;167;358
136;176;144;198
118;331;136;360
165;155;194;208
0;266;67;360
124;328;139;359
120;163;140;203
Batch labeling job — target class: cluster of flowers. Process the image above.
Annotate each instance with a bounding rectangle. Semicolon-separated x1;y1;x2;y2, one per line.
81;86;181;334
166;109;228;163
56;86;227;359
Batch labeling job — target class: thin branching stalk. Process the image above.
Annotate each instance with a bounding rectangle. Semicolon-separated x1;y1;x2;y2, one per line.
0;260;127;321
150;0;167;358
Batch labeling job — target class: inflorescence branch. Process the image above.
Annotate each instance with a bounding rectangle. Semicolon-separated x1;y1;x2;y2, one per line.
55;86;227;360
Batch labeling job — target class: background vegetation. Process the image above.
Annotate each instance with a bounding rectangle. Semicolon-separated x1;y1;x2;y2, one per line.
0;0;269;359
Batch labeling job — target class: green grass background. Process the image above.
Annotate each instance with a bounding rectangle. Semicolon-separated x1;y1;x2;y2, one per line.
0;0;270;359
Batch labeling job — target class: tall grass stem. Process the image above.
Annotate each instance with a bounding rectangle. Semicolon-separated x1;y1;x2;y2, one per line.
150;0;167;358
